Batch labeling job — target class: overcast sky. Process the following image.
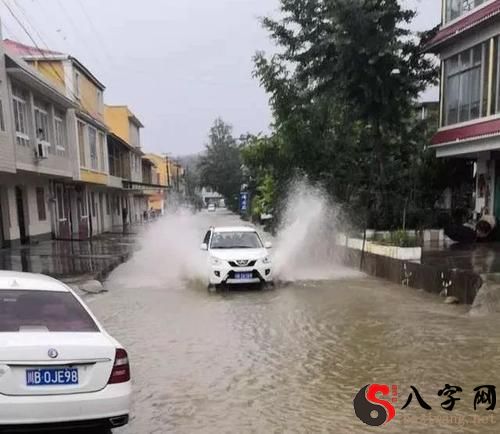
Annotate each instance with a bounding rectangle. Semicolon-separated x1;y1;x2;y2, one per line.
0;0;441;156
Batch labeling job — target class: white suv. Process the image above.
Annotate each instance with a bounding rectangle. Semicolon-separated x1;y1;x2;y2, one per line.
201;226;273;289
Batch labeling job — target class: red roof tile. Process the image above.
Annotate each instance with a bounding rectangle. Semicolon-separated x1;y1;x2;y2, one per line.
427;1;500;51
3;39;65;57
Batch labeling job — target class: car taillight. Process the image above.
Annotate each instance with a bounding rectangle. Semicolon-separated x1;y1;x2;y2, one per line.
108;348;130;384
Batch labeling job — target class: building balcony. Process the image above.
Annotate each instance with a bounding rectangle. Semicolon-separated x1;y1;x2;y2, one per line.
427;0;500;52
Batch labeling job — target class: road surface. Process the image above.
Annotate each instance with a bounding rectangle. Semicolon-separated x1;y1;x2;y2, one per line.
88;210;500;433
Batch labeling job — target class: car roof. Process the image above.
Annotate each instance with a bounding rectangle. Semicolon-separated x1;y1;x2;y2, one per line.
0;271;69;292
212;226;257;233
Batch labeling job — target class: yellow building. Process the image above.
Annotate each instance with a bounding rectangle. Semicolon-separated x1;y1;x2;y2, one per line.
5;39;112;238
145;153;169;213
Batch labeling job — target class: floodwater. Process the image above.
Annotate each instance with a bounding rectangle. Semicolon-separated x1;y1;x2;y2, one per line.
88;209;500;434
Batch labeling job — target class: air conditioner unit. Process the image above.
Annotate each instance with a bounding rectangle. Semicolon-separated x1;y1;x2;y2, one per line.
35;141;50;160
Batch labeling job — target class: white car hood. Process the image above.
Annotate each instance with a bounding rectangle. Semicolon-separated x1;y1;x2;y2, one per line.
209;248;267;261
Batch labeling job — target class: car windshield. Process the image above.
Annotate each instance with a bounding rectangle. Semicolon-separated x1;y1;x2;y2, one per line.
0;290;99;332
210;231;262;249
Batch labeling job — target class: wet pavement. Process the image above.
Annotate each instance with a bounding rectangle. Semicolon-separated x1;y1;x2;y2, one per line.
0;226;140;280
87;211;500;433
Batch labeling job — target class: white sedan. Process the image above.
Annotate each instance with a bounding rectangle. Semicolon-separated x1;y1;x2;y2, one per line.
0;271;131;433
201;226;273;289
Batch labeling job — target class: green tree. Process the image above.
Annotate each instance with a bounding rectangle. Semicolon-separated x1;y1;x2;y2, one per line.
198;118;243;211
251;0;439;229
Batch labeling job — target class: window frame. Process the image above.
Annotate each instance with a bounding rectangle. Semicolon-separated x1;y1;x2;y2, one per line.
98;131;106;172
12;86;30;146
77;121;87;168
443;43;487;126
54;112;66;156
88;126;98;171
34;99;51;149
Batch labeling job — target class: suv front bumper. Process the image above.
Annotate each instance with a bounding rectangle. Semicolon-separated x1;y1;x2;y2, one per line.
209;264;273;285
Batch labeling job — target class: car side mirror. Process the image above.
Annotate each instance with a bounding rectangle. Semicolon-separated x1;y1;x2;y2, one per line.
264;241;273;249
200;243;208;251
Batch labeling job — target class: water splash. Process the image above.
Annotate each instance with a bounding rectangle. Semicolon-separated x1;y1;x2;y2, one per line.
273;180;361;281
106;209;207;289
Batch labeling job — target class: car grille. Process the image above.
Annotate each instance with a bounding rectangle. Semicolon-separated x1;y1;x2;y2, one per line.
229;260;257;267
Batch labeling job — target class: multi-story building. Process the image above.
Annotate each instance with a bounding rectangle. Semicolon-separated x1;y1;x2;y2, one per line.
104;105;150;223
145;153;169;214
4;39;111;239
428;0;500;220
0;37;78;246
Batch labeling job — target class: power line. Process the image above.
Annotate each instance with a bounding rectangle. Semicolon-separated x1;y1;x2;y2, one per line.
11;0;57;50
1;0;100;119
54;0;108;72
75;0;115;68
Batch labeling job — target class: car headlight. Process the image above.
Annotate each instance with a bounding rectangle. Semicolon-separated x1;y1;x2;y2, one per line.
210;257;222;266
262;256;271;264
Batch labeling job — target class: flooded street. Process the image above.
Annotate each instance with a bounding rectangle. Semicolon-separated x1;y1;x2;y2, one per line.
88;210;500;433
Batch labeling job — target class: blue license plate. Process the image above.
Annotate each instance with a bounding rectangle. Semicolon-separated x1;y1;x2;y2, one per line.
235;272;253;280
26;368;79;386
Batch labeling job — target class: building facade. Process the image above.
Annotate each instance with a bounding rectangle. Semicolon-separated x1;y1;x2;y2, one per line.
0;36;165;246
429;0;500;220
0;37;79;246
144;154;168;214
4;39;113;239
104;105;153;223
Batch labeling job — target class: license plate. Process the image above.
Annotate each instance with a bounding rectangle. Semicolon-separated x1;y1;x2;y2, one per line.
26;368;79;386
235;272;253;280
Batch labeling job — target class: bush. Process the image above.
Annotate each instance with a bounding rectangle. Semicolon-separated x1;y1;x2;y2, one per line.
374;230;418;247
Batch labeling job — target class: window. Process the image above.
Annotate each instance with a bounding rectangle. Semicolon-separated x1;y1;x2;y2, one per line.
36;187;46;221
54;111;66;156
0;290;99;332
77;121;86;167
445;0;486;22
74;70;81;99
12;86;29;146
210;231;263;249
108;141;121;177
98;132;106;172
443;43;488;126
34;99;51;152
88;127;98;170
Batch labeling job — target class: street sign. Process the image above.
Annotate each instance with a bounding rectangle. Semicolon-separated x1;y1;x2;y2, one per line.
240;192;249;212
